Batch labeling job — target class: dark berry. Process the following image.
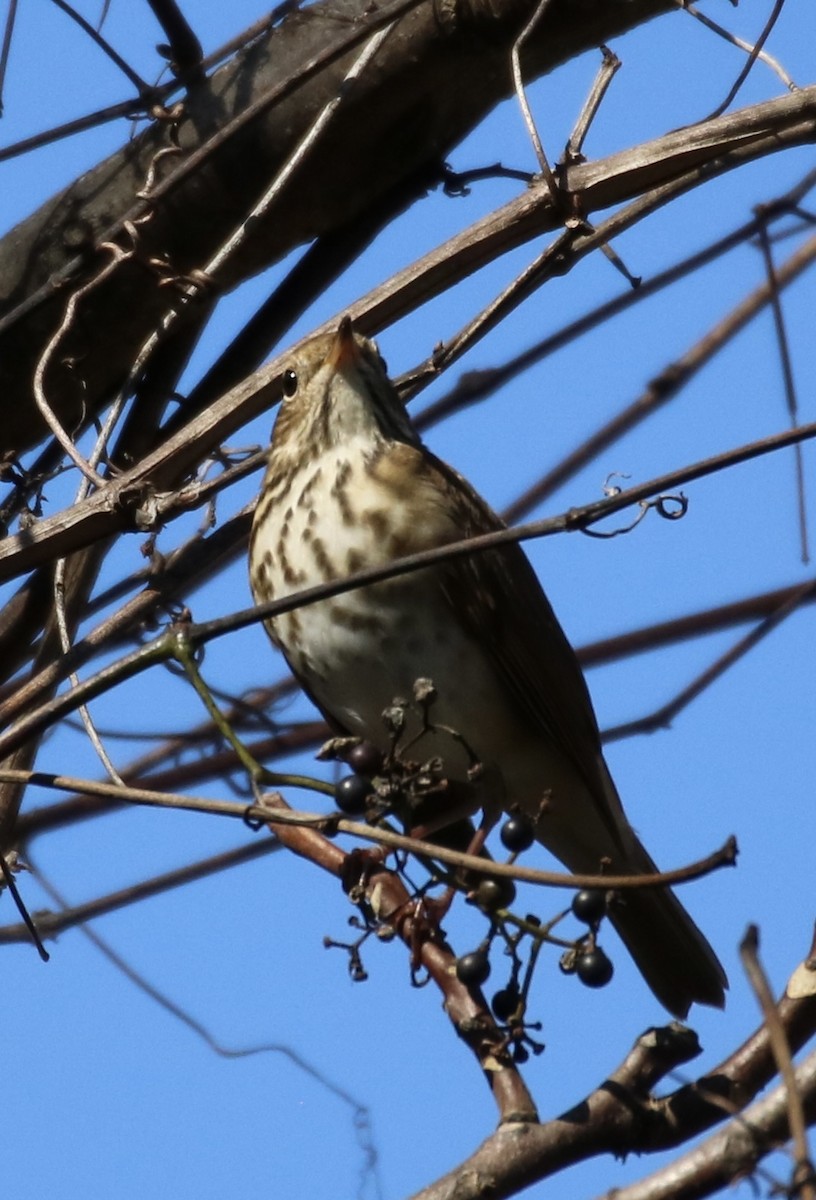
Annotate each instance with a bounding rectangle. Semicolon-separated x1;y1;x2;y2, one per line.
475;877;516;912
491;986;520;1022
571;888;607;925
512;1043;529;1064
455;950;491;986
575;947;614;989
346;741;384;776
335;774;371;814
500;814;535;853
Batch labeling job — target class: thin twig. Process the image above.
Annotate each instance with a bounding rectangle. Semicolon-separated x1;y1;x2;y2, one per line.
0;6;284;163
95;18;397;470
740;925;816;1200
26;863;383;1195
0;0;423;341
676;1;796;97
398;142;816;405
53;560;125;785
602;579;816;742
688;0;792;121
48;356;140;784
566;45;621;162
0;0;19;115
756;221;810;563
500;228;816;524
0;840;280;945
48;0;154;95
171;629;334;793
146;0;203;79
32;246;128;488
0;97;158;164
510;0;558;198
415;168;816;432
29;866;383;1195
13;723;327;843
580;579;816;667
0;852;49;960
205;21;395;283
0;766;738;893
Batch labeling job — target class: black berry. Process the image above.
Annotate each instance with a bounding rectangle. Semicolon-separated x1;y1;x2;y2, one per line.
455;950;491;986
476;877;516;912
575;947;614;989
346;741;384;776
571;888;607;925
335;774;371;814
500;814;535;853
491;986;520;1022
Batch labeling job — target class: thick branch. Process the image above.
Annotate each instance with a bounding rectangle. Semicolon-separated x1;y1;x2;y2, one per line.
410;938;816;1200
0;0;676;456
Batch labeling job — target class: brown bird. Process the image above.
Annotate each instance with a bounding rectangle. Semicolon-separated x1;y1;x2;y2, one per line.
249;317;727;1018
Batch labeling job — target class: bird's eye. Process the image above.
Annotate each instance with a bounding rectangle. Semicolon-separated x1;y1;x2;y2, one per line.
282;368;298;397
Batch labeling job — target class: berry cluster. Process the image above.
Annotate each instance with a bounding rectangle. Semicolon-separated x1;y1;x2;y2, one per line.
331;750;615;1036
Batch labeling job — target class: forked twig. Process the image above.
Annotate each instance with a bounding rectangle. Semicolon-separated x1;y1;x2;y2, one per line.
566;45;621;162
741;925;816;1200
510;0;558;200
677;0;793;120
31;245;130;488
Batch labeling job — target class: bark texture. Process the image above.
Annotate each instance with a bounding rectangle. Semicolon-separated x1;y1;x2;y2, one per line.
0;0;672;456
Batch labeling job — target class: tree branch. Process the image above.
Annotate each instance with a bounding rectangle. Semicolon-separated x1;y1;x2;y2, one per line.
0;0;679;456
410;932;816;1199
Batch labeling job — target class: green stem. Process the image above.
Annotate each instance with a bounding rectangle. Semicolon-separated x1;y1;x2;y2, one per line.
170;626;334;796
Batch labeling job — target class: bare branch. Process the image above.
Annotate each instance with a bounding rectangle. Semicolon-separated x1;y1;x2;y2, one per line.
409;934;816;1200
0;766;737;894
603;579;816;742
0;839;279;946
741;925;816;1200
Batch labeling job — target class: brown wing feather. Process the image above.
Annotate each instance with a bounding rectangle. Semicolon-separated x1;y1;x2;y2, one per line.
425;449;628;849
423;451;727;1016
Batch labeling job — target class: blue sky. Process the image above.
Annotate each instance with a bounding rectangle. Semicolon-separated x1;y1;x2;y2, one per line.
2;3;815;1198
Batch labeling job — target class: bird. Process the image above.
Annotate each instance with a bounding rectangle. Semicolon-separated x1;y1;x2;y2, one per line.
248;316;727;1018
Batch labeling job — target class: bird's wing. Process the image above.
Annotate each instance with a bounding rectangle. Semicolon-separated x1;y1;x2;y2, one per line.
426;449;630;846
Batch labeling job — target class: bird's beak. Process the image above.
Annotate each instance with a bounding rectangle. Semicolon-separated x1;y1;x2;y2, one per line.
328;316;363;371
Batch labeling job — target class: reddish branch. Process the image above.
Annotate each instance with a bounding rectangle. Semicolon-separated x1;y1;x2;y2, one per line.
256;790;539;1123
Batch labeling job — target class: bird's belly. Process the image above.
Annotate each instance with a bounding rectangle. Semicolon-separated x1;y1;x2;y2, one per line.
301;599;621;869
285;587;630;870
290;579;520;778
251;462;620;862
250;452;514;770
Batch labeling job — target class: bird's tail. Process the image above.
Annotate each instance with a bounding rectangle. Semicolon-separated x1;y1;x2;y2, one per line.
606;831;727;1019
